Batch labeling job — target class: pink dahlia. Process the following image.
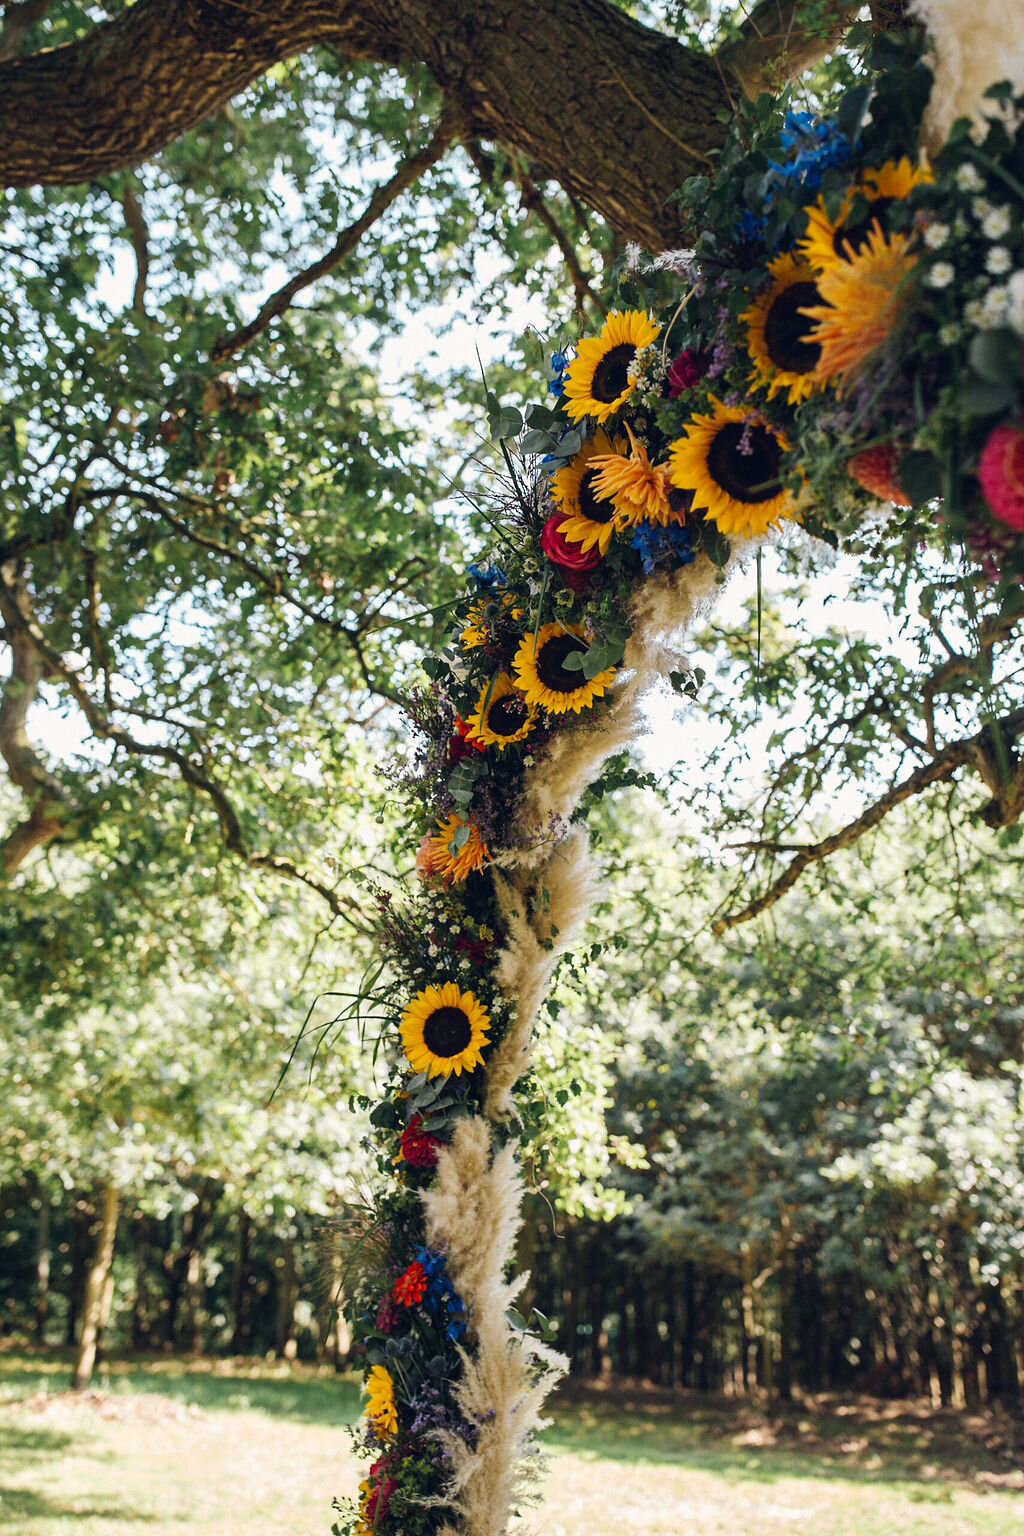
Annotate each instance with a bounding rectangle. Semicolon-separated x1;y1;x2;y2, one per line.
978;421;1024;531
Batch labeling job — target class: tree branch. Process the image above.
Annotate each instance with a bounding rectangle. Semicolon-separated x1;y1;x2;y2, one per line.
711;707;1024;935
211;109;459;362
0;0;54;62
718;0;862;97
0;563;78;874
512;163;606;323
120;180;150;317
0;563;368;921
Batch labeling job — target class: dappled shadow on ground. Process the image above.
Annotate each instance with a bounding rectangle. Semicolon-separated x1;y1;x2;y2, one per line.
0;1487;155;1527
0;1346;361;1427
545;1379;1024;1491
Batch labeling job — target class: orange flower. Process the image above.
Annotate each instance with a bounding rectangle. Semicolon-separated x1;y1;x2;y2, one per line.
393;1262;428;1307
801;225;918;393
587;422;675;526
419;814;489;885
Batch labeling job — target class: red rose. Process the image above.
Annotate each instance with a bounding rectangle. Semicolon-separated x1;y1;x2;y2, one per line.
540;513;601;591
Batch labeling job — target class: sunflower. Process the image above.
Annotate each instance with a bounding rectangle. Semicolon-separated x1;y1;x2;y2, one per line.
421;813;490;884
363;1365;398;1436
742;250;824;404
464;672;537;749
400;982;490;1078
512;622;617;715
460;592;522;649
800;224;917;392
800;156;931;272
563;309;660;424
668;399;796;539
552;429;628;554
587;422;676;526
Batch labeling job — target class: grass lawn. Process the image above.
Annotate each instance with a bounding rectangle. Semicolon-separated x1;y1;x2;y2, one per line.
0;1348;1021;1535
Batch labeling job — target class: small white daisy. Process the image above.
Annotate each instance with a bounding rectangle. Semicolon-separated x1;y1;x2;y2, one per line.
938;322;961;345
1005;270;1024;335
925;261;955;288
986;246;1012;275
923;221;950;250
981;205;1012;240
955;163;984;192
971;196;993;221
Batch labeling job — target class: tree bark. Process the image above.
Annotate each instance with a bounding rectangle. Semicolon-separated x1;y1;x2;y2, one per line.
275;1238;299;1360
71;1183;119;1391
229;1209;252;1355
0;0;851;247
34;1188;50;1341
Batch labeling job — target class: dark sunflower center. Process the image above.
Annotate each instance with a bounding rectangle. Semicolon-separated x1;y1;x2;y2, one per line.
423;1006;473;1058
578;466;619;524
590;344;635;404
536;633;588;692
706;422;782;505
834;197;893;256
764;281;821;373
486;694;528;737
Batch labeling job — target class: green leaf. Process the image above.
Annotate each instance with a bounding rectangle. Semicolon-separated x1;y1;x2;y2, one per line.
967;329;1021;386
520;428;560;455
959;377;1018;418
898;450;944;504
560;649;586;671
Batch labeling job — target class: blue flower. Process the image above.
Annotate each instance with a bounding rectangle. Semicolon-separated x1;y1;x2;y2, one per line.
630;522;695;576
413;1245;468;1340
467;561;507;590
548;349;570;399
768;110;851;193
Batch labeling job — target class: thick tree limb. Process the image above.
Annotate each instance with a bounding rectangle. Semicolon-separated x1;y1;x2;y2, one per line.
0;0;855;246
711;707;1024;935
211;109;458;361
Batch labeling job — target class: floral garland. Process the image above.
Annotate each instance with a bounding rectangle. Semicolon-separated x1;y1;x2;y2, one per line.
331;34;1023;1536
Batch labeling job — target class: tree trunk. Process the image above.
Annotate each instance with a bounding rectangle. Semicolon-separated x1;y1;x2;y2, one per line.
34;1189;50;1341
275;1238;298;1360
229;1210;252;1356
71;1183;119;1391
66;1193;92;1347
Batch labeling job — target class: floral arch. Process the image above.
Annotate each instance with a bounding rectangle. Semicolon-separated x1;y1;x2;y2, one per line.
329;19;1024;1536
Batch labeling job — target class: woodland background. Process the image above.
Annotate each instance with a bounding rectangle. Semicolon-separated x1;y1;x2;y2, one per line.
1;0;1022;1426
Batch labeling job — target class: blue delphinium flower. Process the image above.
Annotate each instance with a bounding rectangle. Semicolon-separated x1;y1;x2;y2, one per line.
413;1245;467;1341
630;522;695;576
768;110;852;192
467;561;507;590
548;349;570;399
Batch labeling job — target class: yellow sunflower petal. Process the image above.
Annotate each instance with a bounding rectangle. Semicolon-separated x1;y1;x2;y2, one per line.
552;429;628;554
741;250;824;405
512;622;617;715
800;155;932;273
562;309;660;424
400;983;491;1079
668;398;797;540
464;672;537;749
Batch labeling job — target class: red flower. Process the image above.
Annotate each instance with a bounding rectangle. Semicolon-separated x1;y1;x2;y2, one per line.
365;1466;397;1527
848;443;911;508
393;1261;428;1307
448;714;486;766
667;349;709;397
540;513;601;591
455;933;492;965
978;421;1024;531
399;1113;441;1169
